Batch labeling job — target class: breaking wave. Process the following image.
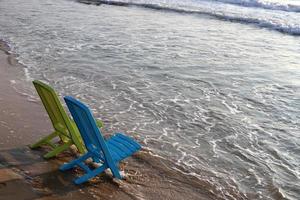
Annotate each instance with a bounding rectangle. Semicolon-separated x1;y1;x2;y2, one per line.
212;0;300;13
82;0;300;35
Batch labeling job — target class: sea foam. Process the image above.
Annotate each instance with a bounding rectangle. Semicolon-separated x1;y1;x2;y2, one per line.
94;0;300;35
212;0;300;12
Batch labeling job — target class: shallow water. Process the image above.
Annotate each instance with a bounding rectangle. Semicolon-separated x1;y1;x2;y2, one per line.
0;0;300;199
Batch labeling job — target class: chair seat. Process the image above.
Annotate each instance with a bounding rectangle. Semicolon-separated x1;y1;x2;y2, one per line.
106;133;141;162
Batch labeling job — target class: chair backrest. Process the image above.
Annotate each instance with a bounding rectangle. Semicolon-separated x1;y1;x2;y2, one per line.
64;96;117;169
33;80;74;140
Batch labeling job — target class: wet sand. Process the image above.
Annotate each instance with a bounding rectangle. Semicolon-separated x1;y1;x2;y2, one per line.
0;40;226;200
0;42;53;149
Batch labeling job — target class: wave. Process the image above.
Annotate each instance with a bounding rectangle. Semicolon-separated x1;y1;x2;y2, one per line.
78;0;300;35
212;0;300;13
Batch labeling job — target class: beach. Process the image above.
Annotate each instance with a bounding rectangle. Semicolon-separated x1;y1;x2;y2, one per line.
0;43;52;149
0;0;299;199
0;41;221;200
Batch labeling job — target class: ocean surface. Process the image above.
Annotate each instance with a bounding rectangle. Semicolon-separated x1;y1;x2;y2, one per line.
0;0;300;199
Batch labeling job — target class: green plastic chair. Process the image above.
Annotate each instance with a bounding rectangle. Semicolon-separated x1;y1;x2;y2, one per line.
30;80;103;159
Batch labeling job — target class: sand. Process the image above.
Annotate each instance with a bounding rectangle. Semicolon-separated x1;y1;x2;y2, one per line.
0;40;220;200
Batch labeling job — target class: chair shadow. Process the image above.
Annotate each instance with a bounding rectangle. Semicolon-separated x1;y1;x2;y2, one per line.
0;146;120;199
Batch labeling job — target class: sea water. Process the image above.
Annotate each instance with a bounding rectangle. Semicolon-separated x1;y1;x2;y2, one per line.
0;0;299;199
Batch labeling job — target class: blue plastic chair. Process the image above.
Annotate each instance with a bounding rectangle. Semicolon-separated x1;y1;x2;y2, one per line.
60;96;141;184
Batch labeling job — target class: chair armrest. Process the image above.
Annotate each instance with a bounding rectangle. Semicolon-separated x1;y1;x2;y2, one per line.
95;119;104;128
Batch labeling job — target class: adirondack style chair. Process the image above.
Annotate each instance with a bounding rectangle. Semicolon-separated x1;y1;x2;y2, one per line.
60;96;141;184
30;80;103;159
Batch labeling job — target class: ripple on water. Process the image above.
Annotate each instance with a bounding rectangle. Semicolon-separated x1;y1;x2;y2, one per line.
0;0;300;199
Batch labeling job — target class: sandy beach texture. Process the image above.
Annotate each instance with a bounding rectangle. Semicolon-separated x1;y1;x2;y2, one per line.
0;41;222;200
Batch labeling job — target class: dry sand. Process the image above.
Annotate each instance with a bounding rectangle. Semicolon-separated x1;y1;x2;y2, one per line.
0;40;220;200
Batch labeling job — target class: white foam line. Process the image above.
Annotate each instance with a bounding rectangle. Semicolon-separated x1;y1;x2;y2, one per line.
23;67;32;82
222;100;241;114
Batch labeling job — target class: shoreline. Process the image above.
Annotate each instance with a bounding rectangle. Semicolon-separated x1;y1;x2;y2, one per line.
1;0;299;198
0;40;52;149
0;40;220;200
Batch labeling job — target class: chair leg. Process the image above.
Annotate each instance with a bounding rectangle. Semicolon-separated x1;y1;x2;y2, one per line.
60;152;91;171
92;157;101;163
43;140;72;159
74;164;107;185
30;131;57;149
110;164;122;179
72;136;85;154
70;122;86;154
